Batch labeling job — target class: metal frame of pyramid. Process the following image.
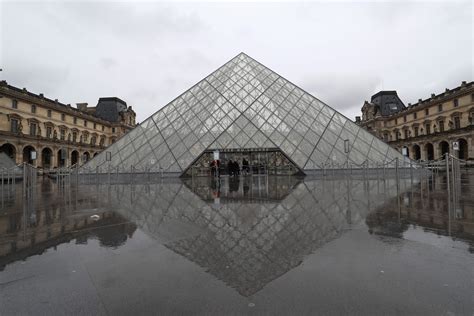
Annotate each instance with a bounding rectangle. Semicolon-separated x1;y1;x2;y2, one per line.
82;52;409;175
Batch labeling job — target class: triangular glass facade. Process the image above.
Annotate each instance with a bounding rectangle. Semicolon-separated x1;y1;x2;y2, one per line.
83;53;409;174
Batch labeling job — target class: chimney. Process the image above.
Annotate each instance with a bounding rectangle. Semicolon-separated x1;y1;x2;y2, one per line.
418;99;422;103
461;81;467;87
355;116;361;123
431;93;435;98
39;93;44;98
76;103;88;111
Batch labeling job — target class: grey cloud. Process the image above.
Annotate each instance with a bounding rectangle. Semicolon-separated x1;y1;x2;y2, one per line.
300;74;382;114
99;57;117;70
1;1;471;123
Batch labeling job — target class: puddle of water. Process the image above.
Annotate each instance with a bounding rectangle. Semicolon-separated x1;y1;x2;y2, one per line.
0;173;473;314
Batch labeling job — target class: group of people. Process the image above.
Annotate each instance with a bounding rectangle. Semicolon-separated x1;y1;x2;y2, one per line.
227;159;240;176
209;157;252;177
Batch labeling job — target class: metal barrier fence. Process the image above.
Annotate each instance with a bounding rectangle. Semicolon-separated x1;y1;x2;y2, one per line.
0;156;470;230
445;153;463;223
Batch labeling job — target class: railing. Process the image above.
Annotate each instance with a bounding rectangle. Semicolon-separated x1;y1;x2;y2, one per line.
22;162;37;197
189;164;298;177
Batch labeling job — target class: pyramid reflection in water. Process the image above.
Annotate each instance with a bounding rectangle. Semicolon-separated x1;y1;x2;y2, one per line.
82;53;409;176
94;175;411;297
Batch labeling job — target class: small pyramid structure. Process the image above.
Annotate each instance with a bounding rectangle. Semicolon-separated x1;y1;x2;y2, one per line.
82;53;408;175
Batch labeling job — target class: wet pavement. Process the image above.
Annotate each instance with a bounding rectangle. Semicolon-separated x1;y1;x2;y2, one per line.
0;172;473;315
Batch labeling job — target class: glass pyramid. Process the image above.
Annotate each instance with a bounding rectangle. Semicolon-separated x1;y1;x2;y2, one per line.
82;52;409;175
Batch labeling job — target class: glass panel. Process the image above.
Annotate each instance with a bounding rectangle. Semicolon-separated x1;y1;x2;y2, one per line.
357;129;374;145
303;129;321;146
326;120;343;137
353;139;371;156
299;138;315;157
289;148;308;167
316;138;334;156
83;52;401;174
349;148;367;165
308;149;328;168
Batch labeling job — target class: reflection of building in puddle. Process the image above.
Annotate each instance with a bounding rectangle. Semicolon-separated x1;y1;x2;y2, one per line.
103;176;411;297
0;182;136;271
366;174;474;252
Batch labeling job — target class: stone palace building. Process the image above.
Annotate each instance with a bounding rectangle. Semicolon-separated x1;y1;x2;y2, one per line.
0;80;136;168
356;81;474;161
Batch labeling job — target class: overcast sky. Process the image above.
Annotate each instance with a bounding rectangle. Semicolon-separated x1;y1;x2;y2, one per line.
1;0;472;122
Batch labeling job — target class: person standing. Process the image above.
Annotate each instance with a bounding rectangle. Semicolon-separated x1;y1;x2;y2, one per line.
227;159;233;176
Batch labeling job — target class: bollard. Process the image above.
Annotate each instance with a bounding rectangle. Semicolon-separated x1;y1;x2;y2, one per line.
395;157;399;191
445;153;452;224
451;156;456;216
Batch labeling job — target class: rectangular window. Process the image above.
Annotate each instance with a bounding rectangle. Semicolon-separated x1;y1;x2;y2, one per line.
403;116;407;123
454;116;461;129
30;123;37;136
112;127;116;133
46;126;52;138
12;99;18;109
425;108;429;116
425;124;431;135
413;112;417;119
439;121;444;132
47;110;52;118
395;118;398;125
101;125;105;131
74;117;77;124
453;99;459;107
84;120;87;127
414;127;419;137
61;113;66;121
73;132;77;142
471;94;474;102
94;123;97;129
10;119;19;133
60;129;65;140
438;104;443;112
404;129;409;139
31;104;36;114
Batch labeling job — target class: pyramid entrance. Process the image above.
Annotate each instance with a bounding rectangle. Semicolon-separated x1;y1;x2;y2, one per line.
183;148;301;177
81;52;410;177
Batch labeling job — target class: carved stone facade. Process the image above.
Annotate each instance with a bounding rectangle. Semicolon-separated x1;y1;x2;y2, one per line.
356;81;474;161
0;81;136;168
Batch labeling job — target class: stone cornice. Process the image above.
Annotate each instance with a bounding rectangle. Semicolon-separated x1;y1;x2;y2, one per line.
0;82;123;126
385;83;474;119
387;124;474;145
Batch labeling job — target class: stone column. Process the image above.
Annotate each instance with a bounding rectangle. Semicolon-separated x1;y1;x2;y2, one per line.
15;144;22;165
468;136;474;160
36;149;43;169
433;141;440;160
51;148;58;168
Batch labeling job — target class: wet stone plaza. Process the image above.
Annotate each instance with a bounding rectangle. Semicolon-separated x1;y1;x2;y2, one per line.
0;170;473;315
